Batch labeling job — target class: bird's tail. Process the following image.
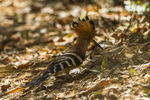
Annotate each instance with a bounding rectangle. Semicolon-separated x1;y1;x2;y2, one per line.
28;71;52;85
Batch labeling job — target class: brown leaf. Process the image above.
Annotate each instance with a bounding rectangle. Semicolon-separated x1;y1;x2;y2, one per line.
1;84;11;92
64;33;74;38
39;48;49;53
86;4;99;12
83;79;111;95
59;37;66;42
67;88;75;96
95;79;111;89
5;87;24;94
13;60;30;69
26;47;33;55
57;46;66;50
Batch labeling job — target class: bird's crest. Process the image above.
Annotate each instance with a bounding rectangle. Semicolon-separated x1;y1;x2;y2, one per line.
72;16;96;38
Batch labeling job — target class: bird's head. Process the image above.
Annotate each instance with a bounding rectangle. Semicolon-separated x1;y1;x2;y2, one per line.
72;16;96;42
72;16;103;50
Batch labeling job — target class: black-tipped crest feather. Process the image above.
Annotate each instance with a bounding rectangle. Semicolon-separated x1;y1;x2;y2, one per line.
89;20;95;26
78;18;81;21
82;18;85;21
72;21;78;28
85;16;89;20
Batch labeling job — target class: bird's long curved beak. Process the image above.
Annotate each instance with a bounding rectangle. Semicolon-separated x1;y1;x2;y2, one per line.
91;39;103;50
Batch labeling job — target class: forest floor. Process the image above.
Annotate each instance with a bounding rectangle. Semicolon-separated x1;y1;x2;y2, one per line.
0;0;150;100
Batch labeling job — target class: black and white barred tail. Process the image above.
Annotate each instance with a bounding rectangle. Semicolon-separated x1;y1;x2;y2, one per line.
28;52;85;85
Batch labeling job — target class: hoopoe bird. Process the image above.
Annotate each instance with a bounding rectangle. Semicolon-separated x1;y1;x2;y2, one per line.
28;16;101;85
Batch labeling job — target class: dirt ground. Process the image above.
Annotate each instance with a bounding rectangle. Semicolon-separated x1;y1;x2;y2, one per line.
0;0;150;100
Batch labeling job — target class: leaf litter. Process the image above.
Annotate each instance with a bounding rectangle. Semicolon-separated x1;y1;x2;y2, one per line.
0;0;150;99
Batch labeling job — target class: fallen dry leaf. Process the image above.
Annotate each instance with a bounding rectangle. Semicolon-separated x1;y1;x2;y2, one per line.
67;88;76;96
5;87;24;94
57;46;66;50
82;78;111;96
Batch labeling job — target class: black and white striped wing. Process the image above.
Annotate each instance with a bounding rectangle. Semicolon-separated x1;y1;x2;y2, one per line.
48;52;85;73
28;52;85;85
